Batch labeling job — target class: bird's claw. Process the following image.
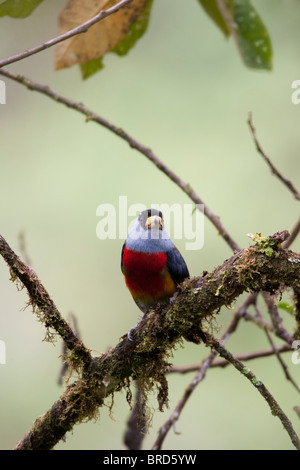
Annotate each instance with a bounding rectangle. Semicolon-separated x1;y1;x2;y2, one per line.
127;314;145;341
127;327;135;342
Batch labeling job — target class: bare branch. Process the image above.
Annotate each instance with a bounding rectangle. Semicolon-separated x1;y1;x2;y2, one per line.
252;301;300;392
283;217;300;249
248;113;300;200
243;310;274;332
169;345;292;374
0;0;134;68
209;335;300;450
263;292;294;345
216;0;240;53
0;67;240;252
18;229;32;267
265;329;300;393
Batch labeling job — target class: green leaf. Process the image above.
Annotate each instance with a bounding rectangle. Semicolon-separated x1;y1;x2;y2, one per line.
247;232;275;257
198;0;272;70
80;57;104;80
233;0;273;70
0;0;45;18
79;0;154;79
278;301;294;315
112;0;154;57
198;0;233;37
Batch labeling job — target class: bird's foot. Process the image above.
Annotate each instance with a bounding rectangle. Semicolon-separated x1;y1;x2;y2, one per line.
169;291;179;304
127;314;145;341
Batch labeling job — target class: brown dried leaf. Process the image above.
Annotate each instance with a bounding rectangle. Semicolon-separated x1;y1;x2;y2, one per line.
55;0;148;70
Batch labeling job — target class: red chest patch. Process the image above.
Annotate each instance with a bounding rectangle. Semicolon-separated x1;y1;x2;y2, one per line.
122;247;176;304
122;247;167;275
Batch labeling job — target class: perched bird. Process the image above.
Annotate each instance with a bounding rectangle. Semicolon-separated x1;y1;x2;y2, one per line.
121;209;189;339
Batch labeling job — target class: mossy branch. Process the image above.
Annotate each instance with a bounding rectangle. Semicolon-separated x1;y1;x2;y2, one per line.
1;230;300;449
0;235;91;366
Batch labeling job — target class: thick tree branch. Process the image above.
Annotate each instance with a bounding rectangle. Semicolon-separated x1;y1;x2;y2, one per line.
2;229;298;449
0;0;134;68
0;235;91;365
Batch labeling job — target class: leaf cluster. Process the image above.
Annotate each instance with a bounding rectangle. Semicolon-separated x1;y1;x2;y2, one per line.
0;0;272;78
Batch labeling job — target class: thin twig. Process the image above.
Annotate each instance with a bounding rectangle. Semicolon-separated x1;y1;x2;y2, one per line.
18;229;31;266
253;302;300;393
263;292;294;345
243;310;274;332
0;0;133;68
169;344;292;374
265;329;300;393
209;335;300;450
248;113;300;200
216;0;240;52
283;217;300;249
0;67;240;252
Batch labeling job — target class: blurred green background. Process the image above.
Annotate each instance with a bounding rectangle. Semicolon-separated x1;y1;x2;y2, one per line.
0;0;300;450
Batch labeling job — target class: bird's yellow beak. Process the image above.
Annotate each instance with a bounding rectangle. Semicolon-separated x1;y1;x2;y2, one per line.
145;215;163;230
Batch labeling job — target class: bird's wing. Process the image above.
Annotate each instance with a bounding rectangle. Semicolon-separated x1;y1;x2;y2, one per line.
166;247;189;286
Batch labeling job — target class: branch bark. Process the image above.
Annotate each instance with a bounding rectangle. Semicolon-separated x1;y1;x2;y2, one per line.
0;235;91;365
0;0;134;68
1;229;298;449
